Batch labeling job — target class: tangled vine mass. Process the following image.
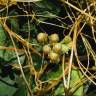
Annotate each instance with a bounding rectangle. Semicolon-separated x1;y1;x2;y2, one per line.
0;0;96;96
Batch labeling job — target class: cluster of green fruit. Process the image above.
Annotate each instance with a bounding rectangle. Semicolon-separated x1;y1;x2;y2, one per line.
37;33;72;63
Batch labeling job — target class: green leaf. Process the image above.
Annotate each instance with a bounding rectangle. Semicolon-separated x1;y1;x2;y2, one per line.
14;76;27;96
32;54;42;70
0;77;17;96
0;24;6;46
8;11;19;33
20;24;37;33
13;86;27;96
32;0;60;21
8;18;19;33
54;83;64;96
3;45;16;61
47;66;62;80
70;68;83;96
0;24;6;57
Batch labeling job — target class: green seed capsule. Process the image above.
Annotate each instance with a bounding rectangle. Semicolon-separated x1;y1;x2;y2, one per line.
43;45;51;55
61;44;70;54
37;33;48;43
48;52;60;63
53;43;62;54
63;35;72;44
49;34;59;43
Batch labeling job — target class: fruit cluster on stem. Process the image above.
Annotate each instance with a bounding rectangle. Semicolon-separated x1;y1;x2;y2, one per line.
37;32;72;63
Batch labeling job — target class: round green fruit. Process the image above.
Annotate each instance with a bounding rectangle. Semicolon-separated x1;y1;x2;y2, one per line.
61;44;70;54
48;52;60;63
49;34;59;43
63;35;72;44
43;45;51;55
37;33;48;43
53;43;62;54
